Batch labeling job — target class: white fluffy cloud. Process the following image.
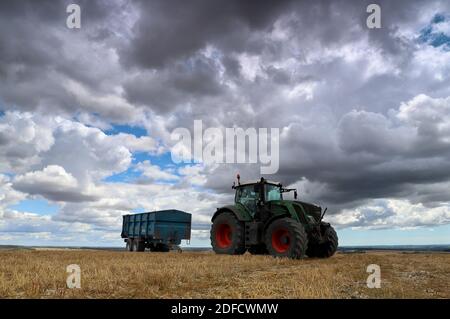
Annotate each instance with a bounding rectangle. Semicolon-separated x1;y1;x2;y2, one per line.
12;165;97;202
0;112;54;172
398;94;450;143
112;133;163;154
330;198;450;229
52;181;226;230
135;160;179;181
0;111;165;184
0;174;26;211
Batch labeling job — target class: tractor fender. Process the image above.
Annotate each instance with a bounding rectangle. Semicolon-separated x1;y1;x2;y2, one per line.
211;205;252;222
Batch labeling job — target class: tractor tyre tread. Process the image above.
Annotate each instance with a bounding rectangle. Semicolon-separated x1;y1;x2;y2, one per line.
307;225;338;258
210;212;246;255
265;217;308;259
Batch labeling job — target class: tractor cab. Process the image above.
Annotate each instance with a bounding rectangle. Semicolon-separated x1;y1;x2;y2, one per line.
233;176;296;216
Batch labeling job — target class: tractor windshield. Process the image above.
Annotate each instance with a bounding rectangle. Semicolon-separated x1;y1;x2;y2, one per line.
235;185;260;214
265;184;282;201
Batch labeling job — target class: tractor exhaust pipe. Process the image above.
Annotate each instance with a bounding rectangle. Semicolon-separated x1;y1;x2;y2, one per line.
319;207;328;222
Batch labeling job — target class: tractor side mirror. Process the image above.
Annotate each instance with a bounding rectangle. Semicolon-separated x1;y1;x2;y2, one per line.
294;190;298;199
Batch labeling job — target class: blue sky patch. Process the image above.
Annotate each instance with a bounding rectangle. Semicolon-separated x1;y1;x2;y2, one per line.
419;13;450;49
134;151;175;167
10;199;60;215
105;124;148;137
103;166;142;183
104;151;183;183
338;224;450;246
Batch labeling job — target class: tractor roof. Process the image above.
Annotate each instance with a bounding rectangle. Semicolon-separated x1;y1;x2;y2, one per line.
237;180;281;187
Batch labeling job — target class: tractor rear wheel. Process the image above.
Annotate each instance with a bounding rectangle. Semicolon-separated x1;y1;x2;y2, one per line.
265;218;308;259
211;212;246;255
307;225;338;258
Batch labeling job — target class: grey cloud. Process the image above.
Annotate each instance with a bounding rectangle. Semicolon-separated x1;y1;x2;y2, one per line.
11;164;99;203
120;0;294;69
337;110;413;156
12;183;97;203
124;55;226;113
0;0;136;122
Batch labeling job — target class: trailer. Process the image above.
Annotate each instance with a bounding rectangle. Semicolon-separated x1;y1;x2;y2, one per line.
121;210;191;252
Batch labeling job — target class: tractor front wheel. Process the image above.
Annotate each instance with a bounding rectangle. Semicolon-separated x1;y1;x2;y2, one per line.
265;218;308;259
211;212;246;255
307;225;338;258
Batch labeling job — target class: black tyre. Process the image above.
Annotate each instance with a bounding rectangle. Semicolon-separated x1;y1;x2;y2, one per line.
307;225;338;258
248;244;269;255
210;212;246;255
265;218;308;259
132;239;145;252
125;239;133;252
156;243;170;252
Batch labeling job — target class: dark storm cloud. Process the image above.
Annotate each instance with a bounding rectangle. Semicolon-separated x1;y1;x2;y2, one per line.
273;97;450;209
0;0;114;69
121;0;425;69
0;0;128;117
121;0;295;69
123;55;225;113
116;0;450;120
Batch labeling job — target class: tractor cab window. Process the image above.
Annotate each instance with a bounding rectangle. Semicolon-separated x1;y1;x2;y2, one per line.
265;184;282;201
235;185;260;215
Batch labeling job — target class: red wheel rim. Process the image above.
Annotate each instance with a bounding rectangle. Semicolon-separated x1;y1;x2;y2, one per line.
216;223;232;248
271;228;291;253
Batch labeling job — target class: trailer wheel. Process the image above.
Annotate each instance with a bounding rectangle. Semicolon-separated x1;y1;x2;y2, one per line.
125;239;133;252
211;212;245;255
265;218;308;259
132;239;145;252
156;243;170;252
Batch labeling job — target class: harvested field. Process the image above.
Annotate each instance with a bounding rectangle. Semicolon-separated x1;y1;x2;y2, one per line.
0;250;448;298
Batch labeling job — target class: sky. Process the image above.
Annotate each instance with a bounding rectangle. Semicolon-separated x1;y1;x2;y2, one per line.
0;0;450;247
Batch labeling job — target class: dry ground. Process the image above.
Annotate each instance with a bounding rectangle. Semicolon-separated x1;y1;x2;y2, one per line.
0;250;448;298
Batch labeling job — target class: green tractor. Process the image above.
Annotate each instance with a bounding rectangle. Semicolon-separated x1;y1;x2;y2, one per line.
210;175;338;259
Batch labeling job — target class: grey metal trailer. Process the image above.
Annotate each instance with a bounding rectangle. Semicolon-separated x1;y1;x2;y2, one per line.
121;210;191;252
